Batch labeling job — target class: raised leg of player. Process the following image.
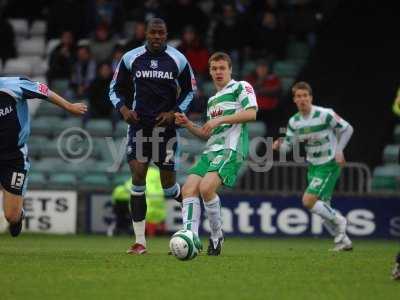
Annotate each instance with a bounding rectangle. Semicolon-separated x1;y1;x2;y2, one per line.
181;174;202;236
303;194;336;220
127;160;148;254
3;189;23;223
3;189;24;237
303;193;350;248
199;172;224;244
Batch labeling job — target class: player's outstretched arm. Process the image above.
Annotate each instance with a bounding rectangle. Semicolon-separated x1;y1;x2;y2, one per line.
175;112;210;140
201;108;256;136
48;90;87;116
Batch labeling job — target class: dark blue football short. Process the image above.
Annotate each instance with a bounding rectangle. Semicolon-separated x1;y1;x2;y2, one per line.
126;126;178;171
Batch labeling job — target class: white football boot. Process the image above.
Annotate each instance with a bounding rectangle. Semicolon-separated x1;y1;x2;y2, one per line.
331;234;353;252
323;216;353;252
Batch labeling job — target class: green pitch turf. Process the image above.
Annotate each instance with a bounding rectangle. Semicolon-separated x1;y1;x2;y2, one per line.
0;234;398;300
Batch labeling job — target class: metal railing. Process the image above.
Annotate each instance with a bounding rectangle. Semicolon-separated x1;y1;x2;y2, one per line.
233;162;372;195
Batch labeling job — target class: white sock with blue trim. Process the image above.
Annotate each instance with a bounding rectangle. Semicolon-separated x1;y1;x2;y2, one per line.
163;183;180;200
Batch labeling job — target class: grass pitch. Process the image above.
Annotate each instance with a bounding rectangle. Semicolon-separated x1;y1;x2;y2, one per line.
0;234;399;300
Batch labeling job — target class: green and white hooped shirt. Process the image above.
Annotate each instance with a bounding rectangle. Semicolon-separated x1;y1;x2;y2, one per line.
204;79;258;157
282;105;350;165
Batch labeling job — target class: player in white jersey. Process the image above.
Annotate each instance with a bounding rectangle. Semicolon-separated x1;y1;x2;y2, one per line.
175;52;258;255
273;82;354;251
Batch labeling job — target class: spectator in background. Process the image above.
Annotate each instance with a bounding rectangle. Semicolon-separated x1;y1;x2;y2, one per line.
178;26;209;79
233;0;253;14
89;23;118;64
0;13;16;65
46;0;86;40
392;87;400;164
125;20;146;51
110;179;133;236
111;45;125;72
167;0;208;39
86;0;124;36
392;85;400;177
1;0;48;24
128;0;166;23
47;31;76;90
71;45;96;99
109;166;166;237
88;62;113;119
245;60;282;137
253;11;287;60
253;0;284;14
213;3;244;61
231;1;259;59
286;0;318;46
197;0;215;17
392;86;400;117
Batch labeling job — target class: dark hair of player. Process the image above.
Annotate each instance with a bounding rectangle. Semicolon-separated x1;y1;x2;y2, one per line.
146;18;167;31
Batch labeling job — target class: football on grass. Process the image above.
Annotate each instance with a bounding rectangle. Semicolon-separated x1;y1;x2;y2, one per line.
169;229;201;261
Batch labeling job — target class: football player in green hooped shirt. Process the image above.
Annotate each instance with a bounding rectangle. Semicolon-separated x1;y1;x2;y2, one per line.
273;81;354;251
175;52;258;255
